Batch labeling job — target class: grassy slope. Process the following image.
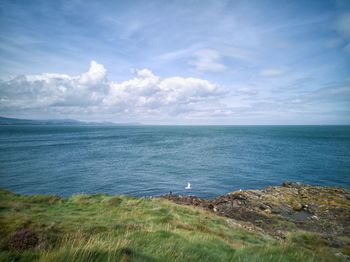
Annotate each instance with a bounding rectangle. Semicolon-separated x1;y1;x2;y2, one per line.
0;189;343;262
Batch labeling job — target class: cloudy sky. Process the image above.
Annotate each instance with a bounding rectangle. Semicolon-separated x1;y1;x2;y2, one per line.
0;0;349;124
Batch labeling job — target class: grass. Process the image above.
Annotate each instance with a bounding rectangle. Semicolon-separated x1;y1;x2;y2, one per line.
0;189;344;261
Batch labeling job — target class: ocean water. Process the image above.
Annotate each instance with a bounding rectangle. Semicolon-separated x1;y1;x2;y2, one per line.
0;125;349;199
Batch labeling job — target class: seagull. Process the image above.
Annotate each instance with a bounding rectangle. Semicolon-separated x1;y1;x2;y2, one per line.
185;182;191;190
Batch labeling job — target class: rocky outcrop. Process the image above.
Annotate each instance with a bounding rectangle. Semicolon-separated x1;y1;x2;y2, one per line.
163;182;350;246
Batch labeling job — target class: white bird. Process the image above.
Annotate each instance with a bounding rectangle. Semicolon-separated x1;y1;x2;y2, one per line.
185;182;191;190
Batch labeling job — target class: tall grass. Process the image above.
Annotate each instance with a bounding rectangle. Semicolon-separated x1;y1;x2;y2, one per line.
0;189;343;261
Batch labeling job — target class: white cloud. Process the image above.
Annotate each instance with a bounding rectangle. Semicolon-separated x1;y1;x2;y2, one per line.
344;42;350;53
335;12;350;55
187;46;254;73
188;49;226;72
236;87;258;96
104;67;223;115
79;60;107;85
336;12;350;38
0;61;224;118
259;68;287;77
222;46;254;61
1;60;347;124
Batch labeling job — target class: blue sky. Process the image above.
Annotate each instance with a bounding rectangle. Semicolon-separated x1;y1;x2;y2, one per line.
0;0;349;124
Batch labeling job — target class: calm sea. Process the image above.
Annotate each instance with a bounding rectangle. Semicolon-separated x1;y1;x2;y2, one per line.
0;125;349;198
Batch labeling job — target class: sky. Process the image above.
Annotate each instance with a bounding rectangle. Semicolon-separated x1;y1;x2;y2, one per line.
0;0;349;124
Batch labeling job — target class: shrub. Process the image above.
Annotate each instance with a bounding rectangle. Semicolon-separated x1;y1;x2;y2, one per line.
8;229;38;250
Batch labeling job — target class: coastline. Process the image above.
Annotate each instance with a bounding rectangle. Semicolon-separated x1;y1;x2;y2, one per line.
163;182;350;242
0;182;349;261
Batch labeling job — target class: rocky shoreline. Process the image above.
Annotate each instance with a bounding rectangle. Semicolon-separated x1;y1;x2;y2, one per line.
163;182;350;249
1;183;349;261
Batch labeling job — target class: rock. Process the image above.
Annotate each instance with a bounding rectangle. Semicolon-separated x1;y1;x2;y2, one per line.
162;183;350;245
292;202;303;211
302;204;308;210
335;252;350;261
282;181;303;188
259;203;270;210
264;209;272;214
276;230;287;239
326;237;346;248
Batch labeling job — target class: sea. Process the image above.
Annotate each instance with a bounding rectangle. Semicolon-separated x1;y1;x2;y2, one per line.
0;125;349;199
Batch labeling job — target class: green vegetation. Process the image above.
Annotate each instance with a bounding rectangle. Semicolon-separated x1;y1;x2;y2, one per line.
0;189;343;261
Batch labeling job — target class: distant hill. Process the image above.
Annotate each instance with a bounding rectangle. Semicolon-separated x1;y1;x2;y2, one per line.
0;116;139;126
0;116;85;125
